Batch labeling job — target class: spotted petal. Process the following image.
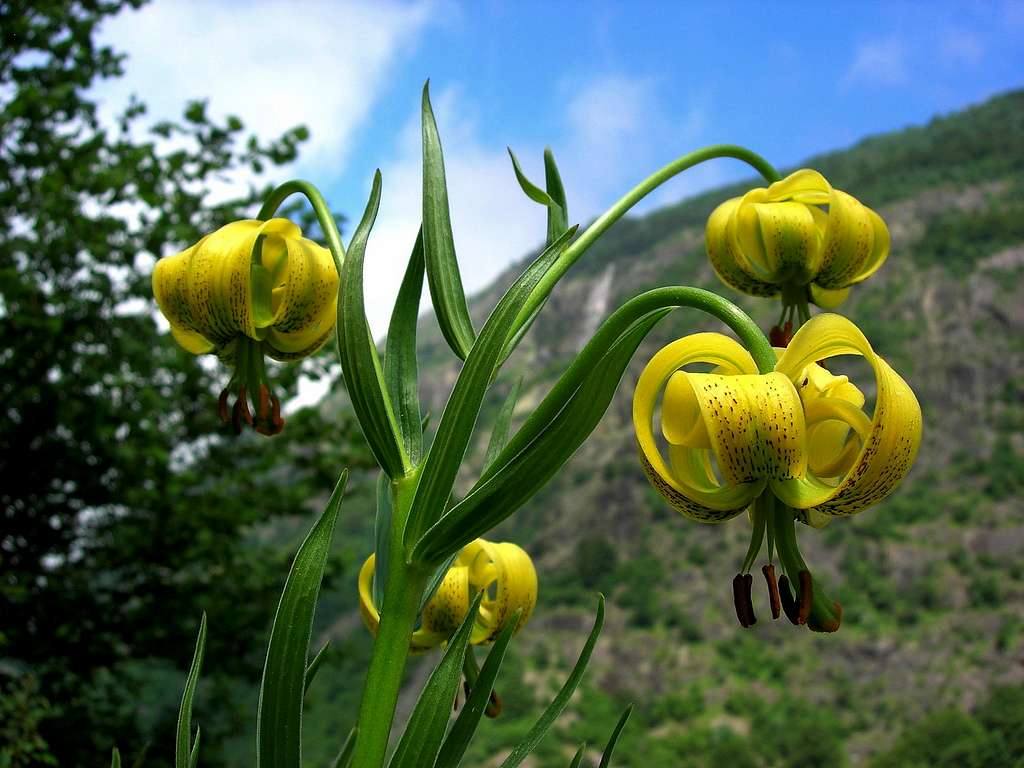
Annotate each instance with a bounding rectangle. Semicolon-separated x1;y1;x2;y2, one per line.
772;313;922;517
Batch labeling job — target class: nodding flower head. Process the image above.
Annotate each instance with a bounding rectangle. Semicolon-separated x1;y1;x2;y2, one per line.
358;538;538;652
633;313;921;632
152;219;338;435
706;169;889;311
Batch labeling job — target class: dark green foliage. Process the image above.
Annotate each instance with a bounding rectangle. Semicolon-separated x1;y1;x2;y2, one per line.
0;4;367;764
575;534;619;590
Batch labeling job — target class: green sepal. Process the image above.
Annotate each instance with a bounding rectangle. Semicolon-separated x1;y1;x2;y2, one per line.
386;591;485;768
337;171;409;478
498;596;605;768
175;612;206;768
384;228;425;463
372;470;392;609
569;744;587;768
403;226;577;554
304;641;331;694
422;81;476;360
434;611;520;768
330;729;357;768
413;310;666;564
256;470;348;768
598;705;632;768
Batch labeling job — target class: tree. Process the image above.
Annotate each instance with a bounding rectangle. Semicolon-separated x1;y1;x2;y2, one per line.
0;3;365;764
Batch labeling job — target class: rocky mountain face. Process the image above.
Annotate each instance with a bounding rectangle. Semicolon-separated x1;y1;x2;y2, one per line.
307;90;1024;767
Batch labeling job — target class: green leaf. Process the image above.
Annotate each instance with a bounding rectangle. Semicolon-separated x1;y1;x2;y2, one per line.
176;612;206;768
434;613;519;768
569;744;587;768
484;378;522;468
372;471;392;609
189;728;201;768
111;747;121;768
387;591;485;768
543;148;569;246
403;226;577;552
256;470;348;768
498;596;606;768
598;706;632;768
413;311;667;564
418;550;459;614
508;148;558;207
304;641;330;694
422;81;476;360
337;171;409;478
330;729;357;768
384;228;425;463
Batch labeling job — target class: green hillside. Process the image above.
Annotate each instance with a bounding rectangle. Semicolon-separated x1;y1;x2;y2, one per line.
297;90;1024;768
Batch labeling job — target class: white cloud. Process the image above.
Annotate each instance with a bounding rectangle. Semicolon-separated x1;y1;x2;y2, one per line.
843;37;909;86
940;29;985;65
95;0;432;185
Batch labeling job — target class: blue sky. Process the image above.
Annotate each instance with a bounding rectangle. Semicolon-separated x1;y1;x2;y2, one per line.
99;0;1024;340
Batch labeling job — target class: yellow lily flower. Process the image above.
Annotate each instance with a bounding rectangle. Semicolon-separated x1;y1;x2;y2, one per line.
706;169;889;312
358;538;537;653
152;219;338;435
633;313;921;631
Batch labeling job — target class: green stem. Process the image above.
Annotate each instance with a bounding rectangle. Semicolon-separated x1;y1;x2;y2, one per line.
480;286;773;489
351;473;427;768
258;180;347;274
512;145;780;332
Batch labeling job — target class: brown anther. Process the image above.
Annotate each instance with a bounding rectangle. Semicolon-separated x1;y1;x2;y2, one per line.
743;573;757;627
485;690;503;718
797;570;813;625
732;573;755;628
237;386;253;426
218;389;231;424
231;396;244;435
769;320;793;347
778;574;800;625
271;394;285;434
257;384;271;423
762;564;781;619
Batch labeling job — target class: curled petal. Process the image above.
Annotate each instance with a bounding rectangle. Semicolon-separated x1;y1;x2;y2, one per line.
357;554;445;653
706;198;779;298
633;333;767;521
772;314;922;517
460;539;538;644
815;190;888;289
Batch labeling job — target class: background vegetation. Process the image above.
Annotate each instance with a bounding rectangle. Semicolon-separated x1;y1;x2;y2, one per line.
2;3;1022;766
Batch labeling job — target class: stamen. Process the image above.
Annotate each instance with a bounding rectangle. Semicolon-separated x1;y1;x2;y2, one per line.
797;570;813;625
762;564;781;619
778;574;800;625
732;574;756;628
258;384;271;423
485;690;502;718
271;394;285;433
769;320;793;347
237;386;253;426
218;389;231;424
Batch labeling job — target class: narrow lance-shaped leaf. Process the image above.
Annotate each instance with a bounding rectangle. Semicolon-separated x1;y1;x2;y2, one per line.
189;729;201;768
176;612;206;768
484;377;522;469
434;611;521;768
304;641;331;694
569;745;587;768
598;706;632;768
422;81;475;359
419;550;459;614
544;148;569;246
413;311;667;564
330;729;357;768
508;148;558;207
403;226;577;550
338;171;409;478
111;748;121;768
384;228;425;462
256;470;348;768
498;596;606;768
386;592;485;768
